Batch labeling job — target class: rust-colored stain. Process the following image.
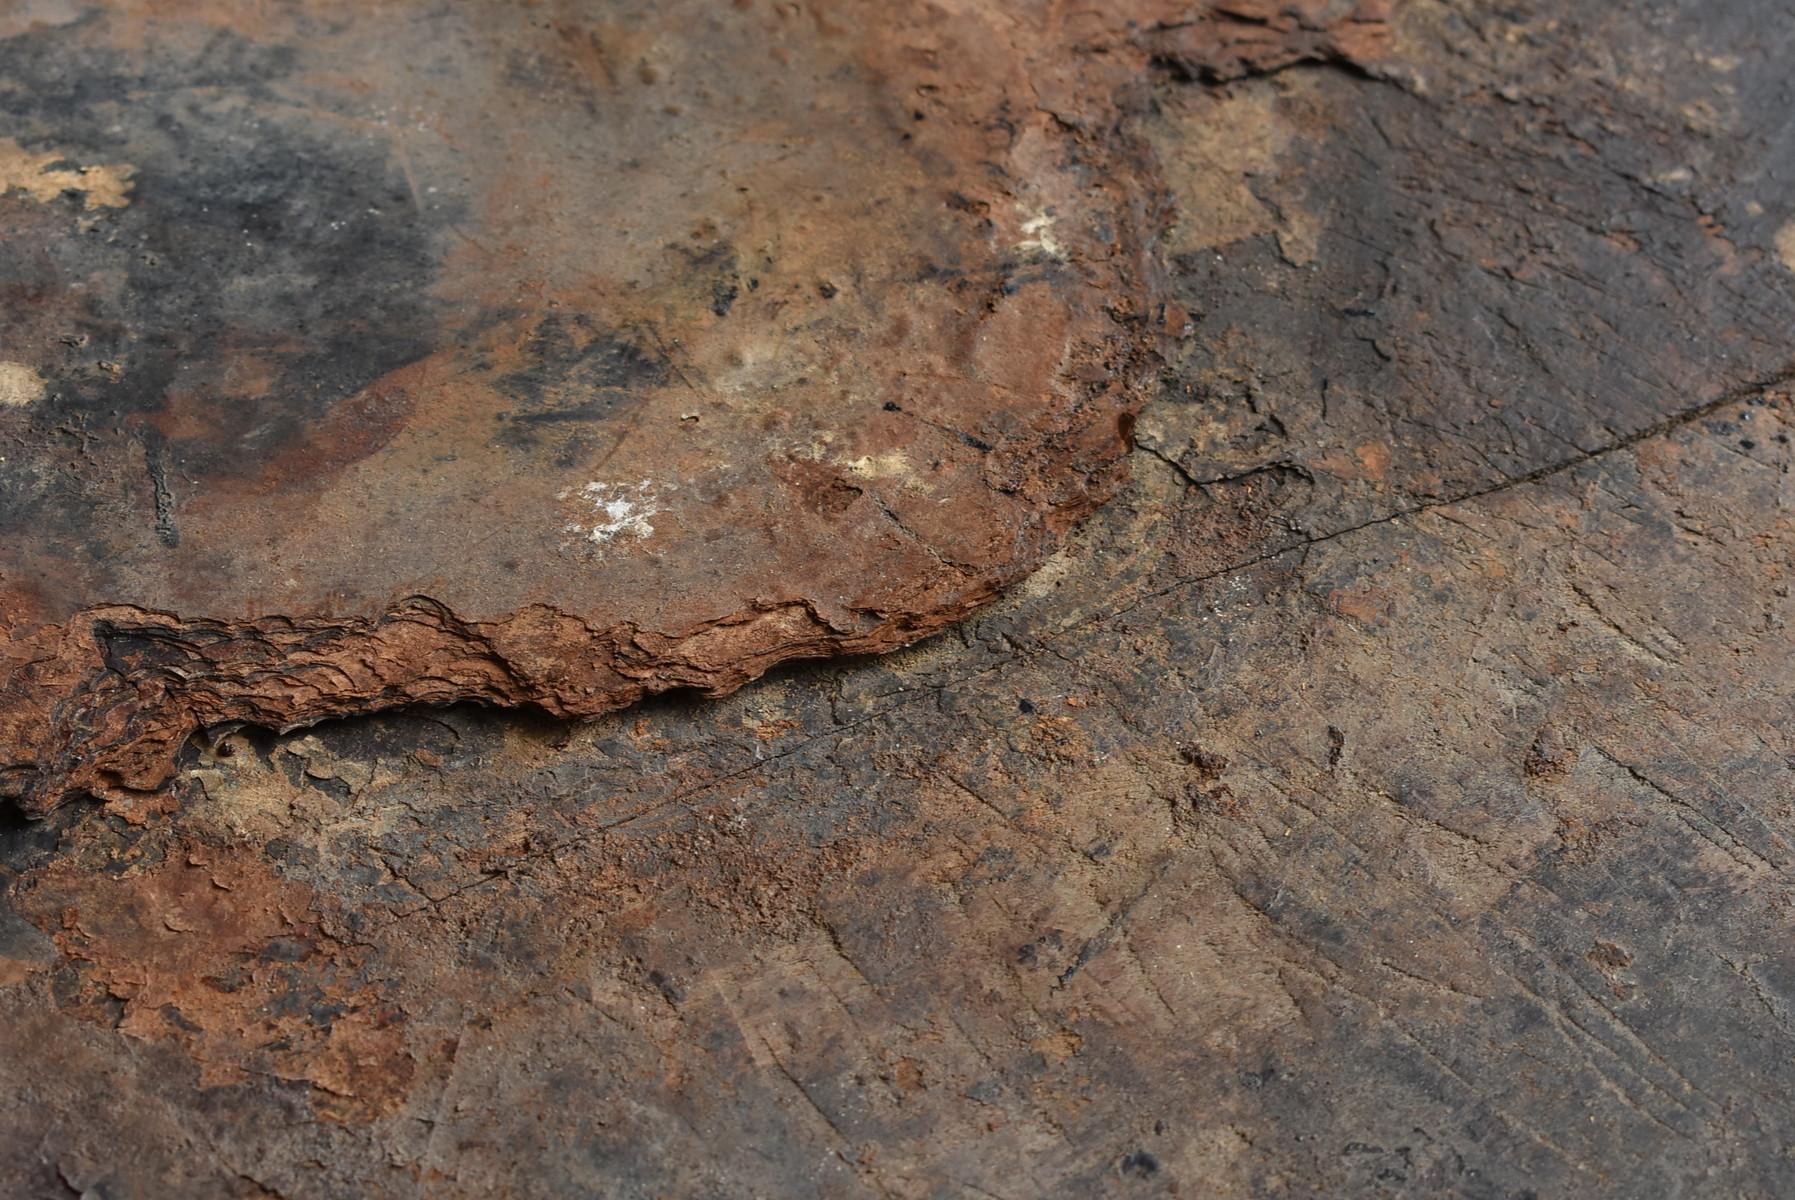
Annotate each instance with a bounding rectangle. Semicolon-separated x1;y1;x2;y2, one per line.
0;1;1389;814
21;850;414;1122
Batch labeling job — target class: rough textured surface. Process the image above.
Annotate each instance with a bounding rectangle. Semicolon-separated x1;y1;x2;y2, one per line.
9;0;1795;1196
0;0;1233;814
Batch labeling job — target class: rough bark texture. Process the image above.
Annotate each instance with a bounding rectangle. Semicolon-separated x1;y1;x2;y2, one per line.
8;0;1795;1197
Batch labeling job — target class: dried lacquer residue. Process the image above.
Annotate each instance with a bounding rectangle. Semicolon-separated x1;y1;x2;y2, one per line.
0;137;134;208
0;360;45;407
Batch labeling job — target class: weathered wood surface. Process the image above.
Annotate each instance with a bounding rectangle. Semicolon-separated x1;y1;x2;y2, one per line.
7;0;1795;1196
0;0;1182;813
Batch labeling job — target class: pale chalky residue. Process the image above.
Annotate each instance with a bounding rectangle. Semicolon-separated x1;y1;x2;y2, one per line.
1017;208;1064;259
558;480;663;546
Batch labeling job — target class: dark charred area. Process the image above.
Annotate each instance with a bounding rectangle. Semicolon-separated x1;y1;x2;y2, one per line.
0;23;451;463
490;312;671;459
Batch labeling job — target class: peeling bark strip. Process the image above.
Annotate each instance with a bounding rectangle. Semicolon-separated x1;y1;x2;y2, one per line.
2;595;995;809
0;1;1389;815
1145;0;1394;82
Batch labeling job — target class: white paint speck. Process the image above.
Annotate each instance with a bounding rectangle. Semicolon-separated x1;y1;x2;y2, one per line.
558;479;663;546
1017;208;1064;259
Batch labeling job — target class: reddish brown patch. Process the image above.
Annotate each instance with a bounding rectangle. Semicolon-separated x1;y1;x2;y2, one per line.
19;851;415;1122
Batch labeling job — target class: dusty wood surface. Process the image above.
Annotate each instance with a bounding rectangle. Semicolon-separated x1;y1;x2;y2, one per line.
7;0;1795;1196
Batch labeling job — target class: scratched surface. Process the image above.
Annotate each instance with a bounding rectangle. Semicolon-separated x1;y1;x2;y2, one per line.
8;0;1795;1196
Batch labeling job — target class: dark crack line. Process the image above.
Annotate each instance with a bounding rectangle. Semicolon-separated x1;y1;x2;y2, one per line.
1133;437;1312;489
1121;362;1795;620
1054;859;1173;990
140;431;179;549
336;365;1795;904
368;701;911;929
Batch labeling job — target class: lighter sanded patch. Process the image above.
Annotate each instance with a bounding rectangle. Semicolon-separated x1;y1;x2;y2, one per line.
0;0;82;39
1016;547;1076;600
844;450;913;480
1150;82;1318;266
0;138;134;209
1776;220;1795;275
0;361;45;407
